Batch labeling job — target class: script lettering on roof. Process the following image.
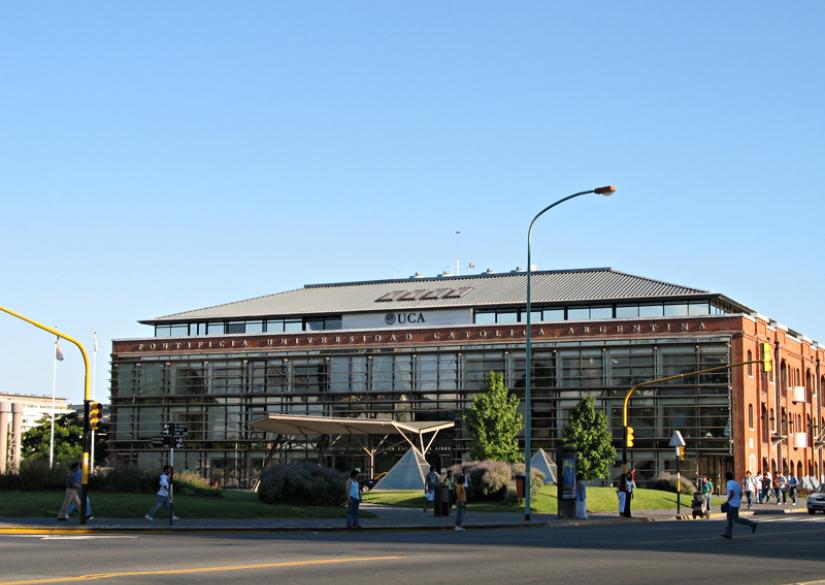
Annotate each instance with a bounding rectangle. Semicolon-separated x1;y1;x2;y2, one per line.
374;286;474;303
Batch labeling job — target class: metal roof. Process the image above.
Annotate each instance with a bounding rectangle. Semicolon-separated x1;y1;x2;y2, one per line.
249;414;454;437
144;267;739;324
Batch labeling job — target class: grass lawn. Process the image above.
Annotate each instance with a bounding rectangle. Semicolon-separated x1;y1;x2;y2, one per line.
0;490;374;519
364;486;722;514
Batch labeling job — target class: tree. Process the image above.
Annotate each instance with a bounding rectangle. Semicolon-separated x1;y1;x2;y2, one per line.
463;371;523;462
561;396;616;480
22;412;107;465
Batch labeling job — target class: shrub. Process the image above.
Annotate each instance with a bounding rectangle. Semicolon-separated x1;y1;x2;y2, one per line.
648;472;695;496
449;460;544;503
0;458;66;491
174;471;221;497
257;462;348;506
90;465;156;493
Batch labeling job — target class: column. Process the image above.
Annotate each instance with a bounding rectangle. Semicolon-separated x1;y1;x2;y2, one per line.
11;402;23;472
0;402;10;474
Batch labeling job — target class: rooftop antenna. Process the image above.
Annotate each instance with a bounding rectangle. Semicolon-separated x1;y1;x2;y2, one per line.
455;231;461;276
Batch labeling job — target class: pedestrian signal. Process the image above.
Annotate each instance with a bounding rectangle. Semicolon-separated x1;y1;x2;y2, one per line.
761;342;773;372
88;401;102;431
626;426;635;448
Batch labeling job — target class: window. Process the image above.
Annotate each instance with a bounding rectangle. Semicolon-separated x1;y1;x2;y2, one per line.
688;301;710;316
664;303;688;317
616;305;639;318
474;311;495;325
226;322;246;334
567;307;589;321
558;349;603;387
266;320;284;333
541;308;565;322
496;311;519;324
590;306;612;319
245;321;264;334
170;324;188;337
284;320;302;332
747;351;753;376
639;304;664;317
748;404;754;429
207;322;225;336
155;324;172;337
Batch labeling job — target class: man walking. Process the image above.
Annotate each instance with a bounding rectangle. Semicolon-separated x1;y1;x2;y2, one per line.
145;465;179;521
57;462;81;521
721;471;757;539
788;472;799;506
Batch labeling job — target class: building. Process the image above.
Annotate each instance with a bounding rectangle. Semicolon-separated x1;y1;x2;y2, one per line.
109;267;825;488
0;392;72;473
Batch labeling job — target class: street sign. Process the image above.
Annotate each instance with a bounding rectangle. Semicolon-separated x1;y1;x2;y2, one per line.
668;430;686;448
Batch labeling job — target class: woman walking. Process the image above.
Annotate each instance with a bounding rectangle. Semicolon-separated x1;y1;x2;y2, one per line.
454;473;467;531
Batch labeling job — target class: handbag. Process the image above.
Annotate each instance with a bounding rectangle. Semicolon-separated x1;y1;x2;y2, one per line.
720;502;730;513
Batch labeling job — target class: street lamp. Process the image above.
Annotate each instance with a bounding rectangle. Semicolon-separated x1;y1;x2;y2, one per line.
523;185;616;521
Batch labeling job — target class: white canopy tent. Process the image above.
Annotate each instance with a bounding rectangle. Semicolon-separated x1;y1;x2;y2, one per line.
249;414;454;489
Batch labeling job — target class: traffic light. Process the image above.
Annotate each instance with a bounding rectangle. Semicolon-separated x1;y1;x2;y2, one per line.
761;342;773;372
626;426;635;448
677;446;686;460
88;401;102;431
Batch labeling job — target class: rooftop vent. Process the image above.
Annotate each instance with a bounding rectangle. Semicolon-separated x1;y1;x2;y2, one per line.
484;268;495;274
511;266;526;273
409;272;426;279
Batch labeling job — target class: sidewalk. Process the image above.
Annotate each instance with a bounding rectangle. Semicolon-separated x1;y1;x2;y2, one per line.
0;504;655;533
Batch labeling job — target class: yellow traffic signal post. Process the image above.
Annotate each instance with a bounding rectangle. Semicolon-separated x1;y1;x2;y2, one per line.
622;350;774;474
0;305;93;525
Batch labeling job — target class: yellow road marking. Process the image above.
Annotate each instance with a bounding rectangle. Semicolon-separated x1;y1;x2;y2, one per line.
0;555;405;585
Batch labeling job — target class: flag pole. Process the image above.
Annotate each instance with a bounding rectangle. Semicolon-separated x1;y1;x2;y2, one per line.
49;336;58;469
90;332;97;473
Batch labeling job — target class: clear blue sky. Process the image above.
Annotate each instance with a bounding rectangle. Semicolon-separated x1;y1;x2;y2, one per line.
1;2;823;404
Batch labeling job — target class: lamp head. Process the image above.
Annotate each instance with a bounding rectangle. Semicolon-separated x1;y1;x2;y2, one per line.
594;185;617;196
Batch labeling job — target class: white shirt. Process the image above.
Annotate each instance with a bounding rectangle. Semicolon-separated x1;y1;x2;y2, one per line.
726;479;742;508
743;476;755;492
157;473;170;497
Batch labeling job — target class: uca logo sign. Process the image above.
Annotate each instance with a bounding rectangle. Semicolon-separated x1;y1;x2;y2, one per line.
385;312;426;326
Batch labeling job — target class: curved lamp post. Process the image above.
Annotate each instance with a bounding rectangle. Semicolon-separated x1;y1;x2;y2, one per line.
524;185;616;521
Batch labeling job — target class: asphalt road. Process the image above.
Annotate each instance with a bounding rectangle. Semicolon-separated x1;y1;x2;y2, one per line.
1;515;823;585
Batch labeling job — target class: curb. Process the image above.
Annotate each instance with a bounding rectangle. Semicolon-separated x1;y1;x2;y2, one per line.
0;516;653;535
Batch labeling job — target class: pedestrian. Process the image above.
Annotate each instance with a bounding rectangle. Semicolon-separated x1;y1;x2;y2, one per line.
617;474;627;517
761;471;771;503
772;473;781;503
721;471;757;539
444;469;456;512
57;462;82;521
778;472;788;505
743;471;755;510
66;495;93;520
788;472;798;506
623;471;634;518
754;472;763;504
575;474;587;520
423;465;439;512
439;472;453;516
145;465;179;521
702;475;714;517
345;469;361;529
454;473;467;531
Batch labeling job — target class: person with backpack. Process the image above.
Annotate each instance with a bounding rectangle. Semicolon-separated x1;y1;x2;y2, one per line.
145;465;179;521
788;472;799;506
423;466;440;512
